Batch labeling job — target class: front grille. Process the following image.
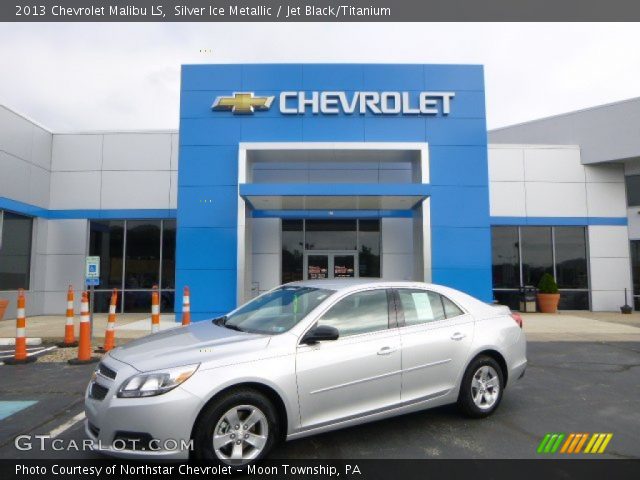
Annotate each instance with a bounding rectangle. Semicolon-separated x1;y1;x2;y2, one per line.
88;422;100;437
89;382;109;400
98;363;117;380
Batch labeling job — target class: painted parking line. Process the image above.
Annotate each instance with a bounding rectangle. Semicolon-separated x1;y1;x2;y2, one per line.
0;401;37;420
0;345;57;361
48;412;86;438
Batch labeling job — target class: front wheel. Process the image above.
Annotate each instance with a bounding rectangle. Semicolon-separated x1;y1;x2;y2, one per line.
457;356;504;418
193;389;279;465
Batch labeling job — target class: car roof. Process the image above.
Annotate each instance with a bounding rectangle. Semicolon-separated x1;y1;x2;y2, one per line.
286;278;438;292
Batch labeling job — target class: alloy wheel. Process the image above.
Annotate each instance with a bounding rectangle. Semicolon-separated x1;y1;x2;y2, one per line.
212;404;269;464
471;365;500;410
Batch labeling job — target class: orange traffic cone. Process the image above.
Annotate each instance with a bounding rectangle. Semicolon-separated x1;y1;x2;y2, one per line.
68;291;98;365
151;286;160;333
4;289;37;365
97;289;118;353
182;286;191;326
58;286;78;348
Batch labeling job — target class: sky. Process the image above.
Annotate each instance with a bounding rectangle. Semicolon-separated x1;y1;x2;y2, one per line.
1;22;640;132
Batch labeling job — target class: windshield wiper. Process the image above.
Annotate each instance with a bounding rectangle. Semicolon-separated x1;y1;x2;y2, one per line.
222;323;245;332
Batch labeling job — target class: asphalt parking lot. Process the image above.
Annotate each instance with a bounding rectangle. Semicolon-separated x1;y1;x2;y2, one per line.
0;340;639;460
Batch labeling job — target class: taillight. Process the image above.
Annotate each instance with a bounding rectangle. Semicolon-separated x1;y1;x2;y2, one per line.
511;312;523;328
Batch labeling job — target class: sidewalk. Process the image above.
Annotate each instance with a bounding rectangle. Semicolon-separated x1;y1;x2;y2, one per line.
0;313;178;342
522;311;640;341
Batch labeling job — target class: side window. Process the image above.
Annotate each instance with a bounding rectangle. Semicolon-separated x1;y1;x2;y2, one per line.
318;289;390;337
442;295;464;318
397;289;445;326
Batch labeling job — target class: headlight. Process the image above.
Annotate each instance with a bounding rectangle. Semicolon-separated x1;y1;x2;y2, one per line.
117;364;199;398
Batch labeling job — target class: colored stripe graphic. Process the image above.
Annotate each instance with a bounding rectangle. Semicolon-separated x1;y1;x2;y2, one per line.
539;433;613;454
537;433;565;453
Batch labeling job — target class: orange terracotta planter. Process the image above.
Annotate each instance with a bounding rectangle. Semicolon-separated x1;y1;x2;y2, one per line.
537;293;560;313
0;299;8;321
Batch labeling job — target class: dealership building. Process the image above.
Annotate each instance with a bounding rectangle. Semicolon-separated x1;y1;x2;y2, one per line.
0;64;637;320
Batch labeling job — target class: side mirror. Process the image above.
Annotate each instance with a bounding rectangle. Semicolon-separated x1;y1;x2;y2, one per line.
301;325;339;345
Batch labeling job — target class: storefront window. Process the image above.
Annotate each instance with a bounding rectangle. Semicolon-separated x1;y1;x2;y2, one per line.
281;219;381;282
282;220;303;283
492;226;589;310
89;220;124;289
89;219;175;313
554;227;588;289
305;220;357;251
491;227;520;288
358;220;380;277
521;227;554;287
626;175;640;207
0;211;33;290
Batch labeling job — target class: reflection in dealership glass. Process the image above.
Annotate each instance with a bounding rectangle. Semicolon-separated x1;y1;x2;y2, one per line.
85;279;527;466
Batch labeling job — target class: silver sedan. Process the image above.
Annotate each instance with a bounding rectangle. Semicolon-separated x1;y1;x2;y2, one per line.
85;280;527;464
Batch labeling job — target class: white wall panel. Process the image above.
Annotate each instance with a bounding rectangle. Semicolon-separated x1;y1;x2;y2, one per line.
170;134;179;170
102;133;172;171
382;253;414;281
252;253;280;293
52;134;102;171
45;219;87;255
50;171;101;209
523;148;584;182
525;182;587;217
586;183;627;217
0;151;30;203
252;218;280;254
589;257;631;291
28;165;50;208
0;106;33;161
591;291;630;312
628;207;640;240
487;147;524;182
585;164;625;183
43;254;85;294
100;171;170;209
169;171;178;209
588;226;630;258
489;182;526;217
31;126;53;170
382;218;413;253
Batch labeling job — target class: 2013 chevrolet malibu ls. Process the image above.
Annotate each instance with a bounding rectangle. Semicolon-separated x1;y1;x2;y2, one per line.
85;279;527;464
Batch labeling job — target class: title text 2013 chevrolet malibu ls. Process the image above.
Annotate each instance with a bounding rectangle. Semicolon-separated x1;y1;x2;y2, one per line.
85;280;527;464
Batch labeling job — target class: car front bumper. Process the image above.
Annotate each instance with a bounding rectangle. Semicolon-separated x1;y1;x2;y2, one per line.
84;355;201;461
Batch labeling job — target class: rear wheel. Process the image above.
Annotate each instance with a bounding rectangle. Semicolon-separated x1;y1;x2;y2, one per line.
457;355;504;418
193;389;279;465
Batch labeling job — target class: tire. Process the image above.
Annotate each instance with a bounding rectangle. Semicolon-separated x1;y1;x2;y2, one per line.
457;355;504;418
193;388;279;465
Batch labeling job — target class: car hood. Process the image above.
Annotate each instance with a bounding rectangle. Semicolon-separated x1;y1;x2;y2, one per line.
108;321;271;372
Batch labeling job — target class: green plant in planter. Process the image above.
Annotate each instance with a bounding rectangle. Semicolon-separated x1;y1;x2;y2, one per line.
537;273;559;294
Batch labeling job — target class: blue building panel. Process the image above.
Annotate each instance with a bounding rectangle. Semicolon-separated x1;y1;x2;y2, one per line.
177;63;493;318
302;65;365;90
178;146;239;186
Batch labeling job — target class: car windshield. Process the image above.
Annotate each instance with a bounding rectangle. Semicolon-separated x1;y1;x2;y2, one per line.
220;286;334;334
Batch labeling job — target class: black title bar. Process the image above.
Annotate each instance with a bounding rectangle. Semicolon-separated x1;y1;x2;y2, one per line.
4;0;640;21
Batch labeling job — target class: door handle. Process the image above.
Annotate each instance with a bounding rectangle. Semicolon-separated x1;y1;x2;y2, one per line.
377;346;397;355
450;332;466;341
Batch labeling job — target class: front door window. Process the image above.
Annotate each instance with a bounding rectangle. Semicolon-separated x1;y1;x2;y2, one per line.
304;253;357;280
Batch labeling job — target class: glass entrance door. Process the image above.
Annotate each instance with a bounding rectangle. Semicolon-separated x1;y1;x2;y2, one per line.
304;252;357;280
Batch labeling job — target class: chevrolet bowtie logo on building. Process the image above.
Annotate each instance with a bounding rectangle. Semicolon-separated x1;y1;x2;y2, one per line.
211;91;455;115
211;92;275;114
